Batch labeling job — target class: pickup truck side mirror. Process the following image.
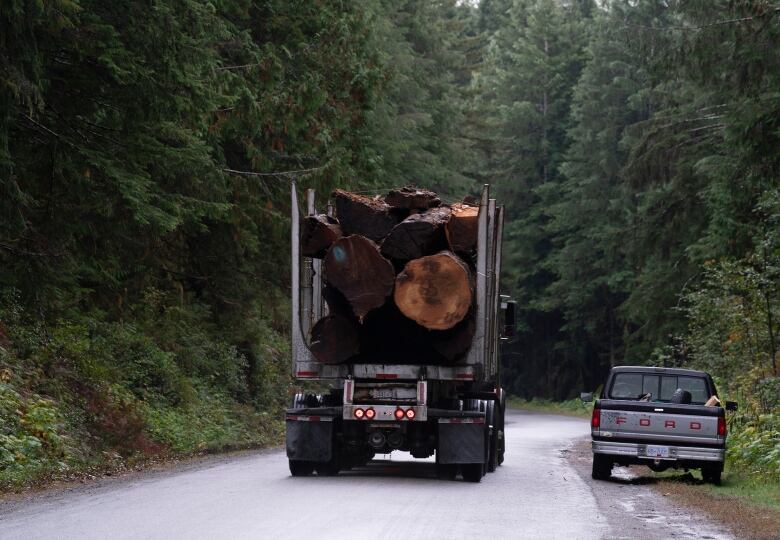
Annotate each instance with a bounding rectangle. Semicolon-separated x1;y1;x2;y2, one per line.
725;401;738;411
580;392;593;403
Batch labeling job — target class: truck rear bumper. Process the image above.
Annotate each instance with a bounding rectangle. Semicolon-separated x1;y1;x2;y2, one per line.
592;440;724;462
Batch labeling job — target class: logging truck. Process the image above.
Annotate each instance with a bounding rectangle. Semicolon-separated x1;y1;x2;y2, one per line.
286;182;515;482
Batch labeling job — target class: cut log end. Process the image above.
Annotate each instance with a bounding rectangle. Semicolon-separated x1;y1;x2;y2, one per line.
380;206;451;261
332;189;399;241
445;203;479;254
324;235;395;321
301;215;342;258
310;314;359;364
385;186;441;210
394;251;473;330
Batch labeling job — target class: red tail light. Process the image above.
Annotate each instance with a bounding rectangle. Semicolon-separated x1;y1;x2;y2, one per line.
405;408;416;420
717;416;726;436
354;408;365;419
365;408;375;419
394;408;405;420
591;408;600;428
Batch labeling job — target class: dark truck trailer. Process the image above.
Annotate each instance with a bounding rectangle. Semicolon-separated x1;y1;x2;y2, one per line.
582;366;737;484
286;182;514;482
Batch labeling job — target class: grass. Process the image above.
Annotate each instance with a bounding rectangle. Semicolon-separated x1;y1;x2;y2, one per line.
506;395;592;418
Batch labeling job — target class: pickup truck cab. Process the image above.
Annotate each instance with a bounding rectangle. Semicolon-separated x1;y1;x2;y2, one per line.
581;366;737;484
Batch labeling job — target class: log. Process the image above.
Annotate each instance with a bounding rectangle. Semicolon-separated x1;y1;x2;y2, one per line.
333;189;400;241
310;314;360;364
445;203;479;254
394;251;473;330
322;285;354;319
301;214;342;258
432;315;476;362
358;300;433;364
385;186;441;210
324;235;395;321
380;206;451;261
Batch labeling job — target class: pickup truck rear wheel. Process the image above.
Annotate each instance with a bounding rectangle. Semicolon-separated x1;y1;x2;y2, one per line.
289;460;315;477
591;454;612;481
702;464;722;485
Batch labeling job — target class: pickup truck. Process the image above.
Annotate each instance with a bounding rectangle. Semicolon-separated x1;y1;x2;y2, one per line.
581;366;737;484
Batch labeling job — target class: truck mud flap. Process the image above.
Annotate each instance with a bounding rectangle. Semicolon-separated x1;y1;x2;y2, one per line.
286;415;334;462
437;418;485;464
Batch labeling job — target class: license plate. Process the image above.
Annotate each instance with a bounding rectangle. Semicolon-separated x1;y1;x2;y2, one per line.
645;445;670;458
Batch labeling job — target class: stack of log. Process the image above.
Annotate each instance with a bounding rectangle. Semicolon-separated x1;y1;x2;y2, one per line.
301;186;481;365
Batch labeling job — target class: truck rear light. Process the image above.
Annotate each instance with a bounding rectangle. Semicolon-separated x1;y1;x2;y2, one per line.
365;408;375;419
717;416;726;436
394;408;405;420
405;408;416;420
354;408;365;419
591;408;600;428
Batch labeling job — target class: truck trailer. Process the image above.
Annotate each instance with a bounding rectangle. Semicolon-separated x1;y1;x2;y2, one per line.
285;182;514;482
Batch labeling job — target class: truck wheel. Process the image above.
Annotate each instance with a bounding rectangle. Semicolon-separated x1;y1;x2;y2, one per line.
497;389;506;466
462;463;484;483
591;454;612;481
289;460;315;477
487;400;498;473
314;458;340;476
702;464;722;485
436;464;458;480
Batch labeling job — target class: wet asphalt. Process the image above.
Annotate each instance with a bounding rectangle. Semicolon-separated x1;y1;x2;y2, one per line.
0;410;733;539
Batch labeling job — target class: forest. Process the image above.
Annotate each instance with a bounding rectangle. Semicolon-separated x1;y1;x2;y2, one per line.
0;0;777;488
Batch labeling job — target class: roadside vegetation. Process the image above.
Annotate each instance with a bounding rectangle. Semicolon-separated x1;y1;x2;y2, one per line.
1;0;777;504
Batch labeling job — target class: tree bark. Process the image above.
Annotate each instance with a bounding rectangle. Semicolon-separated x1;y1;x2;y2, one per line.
380;206;451;261
385;186;441;210
301;214;342;258
310;314;360;364
394;251;473;330
324;235;395;321
332;189;400;241
446;203;479;254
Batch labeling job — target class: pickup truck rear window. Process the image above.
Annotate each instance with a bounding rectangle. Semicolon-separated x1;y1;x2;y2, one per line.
609;373;709;403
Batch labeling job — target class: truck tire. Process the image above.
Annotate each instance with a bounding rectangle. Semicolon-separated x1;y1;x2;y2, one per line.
702;464;722;485
591;453;612;481
314;458;340;476
487;400;498;473
497;389;506;466
435;463;458;480
462;463;484;483
289;460;315;477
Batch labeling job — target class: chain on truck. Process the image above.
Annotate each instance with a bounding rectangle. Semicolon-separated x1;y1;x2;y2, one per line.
285;182;516;482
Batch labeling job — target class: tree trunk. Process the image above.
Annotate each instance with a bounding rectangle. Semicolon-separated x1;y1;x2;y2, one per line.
446;203;479;254
385;186;441;210
332;189;400;242
310;314;360;364
301;214;342;258
394;251;473;330
380;206;451;261
323;235;395;321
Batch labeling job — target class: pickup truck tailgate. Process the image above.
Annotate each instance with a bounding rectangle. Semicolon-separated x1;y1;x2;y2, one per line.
595;400;725;446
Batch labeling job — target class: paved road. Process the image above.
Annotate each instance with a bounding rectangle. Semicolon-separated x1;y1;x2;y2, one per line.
0;410;731;539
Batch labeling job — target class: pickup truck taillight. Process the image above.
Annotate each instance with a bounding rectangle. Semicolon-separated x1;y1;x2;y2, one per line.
717;416;726;436
591;407;600;428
